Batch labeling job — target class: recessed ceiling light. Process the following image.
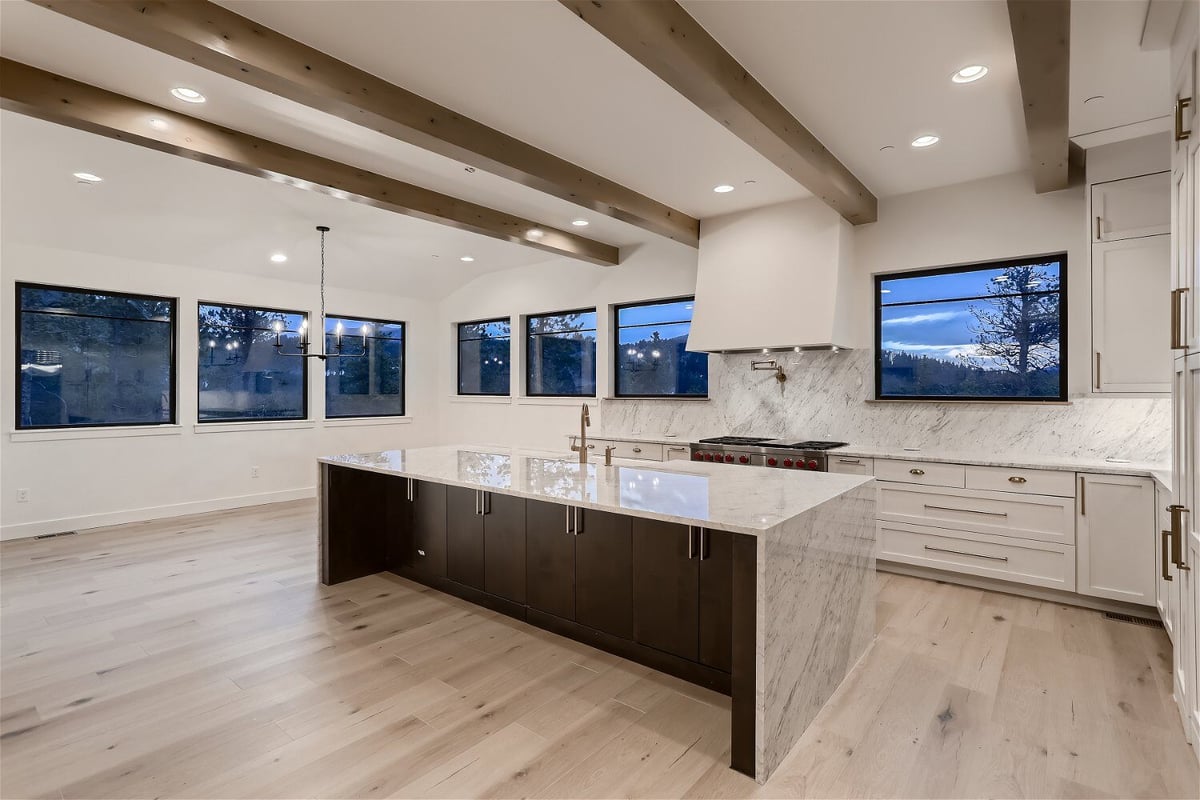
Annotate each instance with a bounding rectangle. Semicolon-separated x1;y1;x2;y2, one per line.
527;229;545;239
270;253;287;264
951;65;988;84
72;172;103;183
911;135;940;148
460;256;475;262
148;117;169;131
170;86;205;103
571;219;590;227
713;184;735;193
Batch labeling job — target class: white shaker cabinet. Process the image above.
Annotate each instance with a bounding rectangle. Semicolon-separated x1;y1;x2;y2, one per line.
1092;172;1171;242
1091;235;1173;392
1076;473;1156;604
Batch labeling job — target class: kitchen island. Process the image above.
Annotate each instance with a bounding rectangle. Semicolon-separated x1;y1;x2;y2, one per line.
318;445;876;783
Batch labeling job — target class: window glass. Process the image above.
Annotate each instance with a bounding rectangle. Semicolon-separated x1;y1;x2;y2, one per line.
614;298;708;397
458;318;511;395
527;309;597;396
17;284;175;429
198;303;307;421
324;317;405;418
876;256;1066;400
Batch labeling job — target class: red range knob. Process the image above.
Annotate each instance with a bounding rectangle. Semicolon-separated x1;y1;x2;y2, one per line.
704;453;714;461
767;457;778;466
739;455;749;464
724;454;735;463
793;460;804;469
783;459;793;467
693;452;703;460
807;460;819;470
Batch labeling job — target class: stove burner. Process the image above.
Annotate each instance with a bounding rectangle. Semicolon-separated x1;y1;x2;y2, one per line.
698;436;775;445
780;440;848;451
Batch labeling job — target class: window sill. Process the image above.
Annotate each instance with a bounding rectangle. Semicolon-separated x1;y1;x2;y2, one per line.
602;396;711;402
322;417;413;428
194;420;316;434
449;396;512;405
9;424;183;443
865;398;1074;406
516;396;598;406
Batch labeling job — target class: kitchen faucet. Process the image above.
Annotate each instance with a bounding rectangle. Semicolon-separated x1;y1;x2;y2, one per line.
571;402;591;464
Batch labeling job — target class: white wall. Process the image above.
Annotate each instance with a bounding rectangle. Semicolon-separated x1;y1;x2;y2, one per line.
437;238;699;451
1;243;439;539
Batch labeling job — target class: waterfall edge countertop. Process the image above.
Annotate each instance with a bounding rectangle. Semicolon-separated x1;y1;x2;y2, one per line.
318;445;873;536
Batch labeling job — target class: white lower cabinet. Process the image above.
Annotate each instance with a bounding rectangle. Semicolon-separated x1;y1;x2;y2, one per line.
1076;473;1156;604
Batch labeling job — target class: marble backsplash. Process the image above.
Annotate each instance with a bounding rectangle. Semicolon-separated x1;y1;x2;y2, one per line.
601;350;1172;464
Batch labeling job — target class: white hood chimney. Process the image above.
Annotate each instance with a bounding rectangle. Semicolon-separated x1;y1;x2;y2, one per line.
687;197;859;353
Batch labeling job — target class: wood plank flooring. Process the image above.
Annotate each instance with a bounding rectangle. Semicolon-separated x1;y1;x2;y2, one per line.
2;500;1196;799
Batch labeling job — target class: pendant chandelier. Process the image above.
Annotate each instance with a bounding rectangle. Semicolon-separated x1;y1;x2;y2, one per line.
273;225;367;361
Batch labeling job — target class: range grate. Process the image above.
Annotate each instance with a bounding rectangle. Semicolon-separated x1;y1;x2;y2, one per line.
1103;611;1164;628
34;530;78;540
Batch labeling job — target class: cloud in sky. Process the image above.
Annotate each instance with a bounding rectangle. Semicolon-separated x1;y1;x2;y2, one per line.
880;310;968;326
882;341;987;360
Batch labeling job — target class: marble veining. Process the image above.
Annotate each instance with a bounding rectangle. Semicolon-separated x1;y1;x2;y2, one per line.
600;349;1171;464
755;482;877;779
318;445;872;535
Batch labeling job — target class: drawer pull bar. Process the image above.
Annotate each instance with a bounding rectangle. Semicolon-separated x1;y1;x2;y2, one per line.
1162;530;1173;581
923;545;1009;562
923;504;1008;517
838;458;861;464
909;468;926;476
1007;476;1027;484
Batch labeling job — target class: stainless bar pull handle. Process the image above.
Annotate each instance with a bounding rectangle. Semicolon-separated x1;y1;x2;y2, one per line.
1169;505;1190;569
1163;530;1174;581
1176;97;1192;142
1079;477;1086;515
475;490;480;515
909;468;925;476
1095;215;1102;240
687;526;695;559
923;504;1008;517
481;492;491;516
1008;476;1027;484
923;545;1008;562
668;446;687;452
575;507;583;535
1095;352;1101;391
1171;288;1190;350
566;506;572;535
699;529;708;561
838;458;861;464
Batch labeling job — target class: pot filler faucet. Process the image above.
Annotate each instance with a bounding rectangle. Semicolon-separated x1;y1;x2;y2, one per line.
571;402;591;464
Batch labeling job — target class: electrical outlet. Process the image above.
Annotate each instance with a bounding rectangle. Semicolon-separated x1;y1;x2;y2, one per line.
250;466;260;479
16;488;30;503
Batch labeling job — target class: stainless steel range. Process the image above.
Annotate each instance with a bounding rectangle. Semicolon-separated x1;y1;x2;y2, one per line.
689;436;849;471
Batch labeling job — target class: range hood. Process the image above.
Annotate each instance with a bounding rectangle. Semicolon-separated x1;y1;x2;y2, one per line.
687;197;860;354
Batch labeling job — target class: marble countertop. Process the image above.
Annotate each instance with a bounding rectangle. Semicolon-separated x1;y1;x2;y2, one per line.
319;445;872;536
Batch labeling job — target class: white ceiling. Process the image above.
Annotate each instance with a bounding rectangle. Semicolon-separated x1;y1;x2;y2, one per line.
0;112;563;298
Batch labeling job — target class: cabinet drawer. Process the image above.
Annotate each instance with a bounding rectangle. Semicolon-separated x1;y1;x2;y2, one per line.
663;444;692;461
612;441;664;461
877;483;1075;545
874;458;965;487
878;520;1076;592
829;456;874;475
964;465;1076;497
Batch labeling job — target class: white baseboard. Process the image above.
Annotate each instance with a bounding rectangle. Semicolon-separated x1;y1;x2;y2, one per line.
0;488;316;541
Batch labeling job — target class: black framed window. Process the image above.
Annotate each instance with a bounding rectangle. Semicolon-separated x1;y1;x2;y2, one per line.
324;316;405;418
614;297;708;398
17;283;176;429
875;254;1067;401
526;308;597;397
458;318;511;395
198;302;307;421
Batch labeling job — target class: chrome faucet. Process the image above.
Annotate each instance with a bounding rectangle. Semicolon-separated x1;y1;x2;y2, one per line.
571;402;591;464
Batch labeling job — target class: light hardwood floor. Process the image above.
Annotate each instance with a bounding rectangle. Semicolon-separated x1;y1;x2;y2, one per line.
1;500;1196;799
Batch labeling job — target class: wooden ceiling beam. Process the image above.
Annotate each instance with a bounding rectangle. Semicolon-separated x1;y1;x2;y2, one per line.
30;0;699;246
558;0;877;225
1007;0;1072;194
0;59;620;266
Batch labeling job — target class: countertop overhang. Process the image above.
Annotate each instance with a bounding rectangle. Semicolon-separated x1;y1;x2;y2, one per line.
319;445;873;535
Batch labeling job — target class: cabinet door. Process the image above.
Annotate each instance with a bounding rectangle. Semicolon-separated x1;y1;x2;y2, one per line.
1092;172;1171;241
1171;156;1196;352
525;500;575;620
1157;484;1176;641
632;518;698;661
446;486;485;590
410;480;447;580
1180;353;1200;743
1092;236;1172;392
576;507;634;639
665;445;692;461
1077;473;1156;604
322;465;396;585
483;492;526;603
698;529;733;672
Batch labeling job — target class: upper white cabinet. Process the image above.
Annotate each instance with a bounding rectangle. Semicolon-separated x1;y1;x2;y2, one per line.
1091;235;1173;393
1076;473;1156;604
1092;172;1171;242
